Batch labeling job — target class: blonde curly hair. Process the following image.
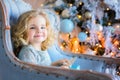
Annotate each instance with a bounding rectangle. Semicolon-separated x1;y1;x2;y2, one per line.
12;9;56;55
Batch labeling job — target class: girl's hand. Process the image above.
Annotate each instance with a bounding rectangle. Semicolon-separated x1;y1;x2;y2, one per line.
51;59;71;69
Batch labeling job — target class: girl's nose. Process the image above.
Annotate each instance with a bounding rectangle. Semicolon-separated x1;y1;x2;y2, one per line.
36;28;40;33
37;28;42;33
37;30;40;33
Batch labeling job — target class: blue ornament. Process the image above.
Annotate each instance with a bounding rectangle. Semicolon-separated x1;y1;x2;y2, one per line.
78;32;87;42
60;19;74;33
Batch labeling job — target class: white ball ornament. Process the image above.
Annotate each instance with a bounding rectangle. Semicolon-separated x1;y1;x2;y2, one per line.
95;24;103;31
85;11;92;19
55;0;64;7
61;9;70;18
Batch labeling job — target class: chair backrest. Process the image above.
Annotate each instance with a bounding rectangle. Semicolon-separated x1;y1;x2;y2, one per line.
3;0;32;26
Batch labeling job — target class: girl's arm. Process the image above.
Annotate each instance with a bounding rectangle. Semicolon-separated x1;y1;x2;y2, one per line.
18;48;38;64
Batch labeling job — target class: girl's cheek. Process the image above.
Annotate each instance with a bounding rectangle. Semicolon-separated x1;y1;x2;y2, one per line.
28;31;35;39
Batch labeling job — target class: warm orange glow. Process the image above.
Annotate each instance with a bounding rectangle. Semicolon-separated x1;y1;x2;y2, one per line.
70;38;80;53
60;45;64;50
99;44;102;47
93;50;97;54
110;52;116;57
96;44;99;46
114;40;119;46
116;25;120;28
119;47;120;50
58;22;119;57
76;48;79;52
56;12;59;15
62;42;66;46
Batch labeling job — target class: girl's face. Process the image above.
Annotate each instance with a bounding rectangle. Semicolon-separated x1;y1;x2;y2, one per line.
27;15;47;44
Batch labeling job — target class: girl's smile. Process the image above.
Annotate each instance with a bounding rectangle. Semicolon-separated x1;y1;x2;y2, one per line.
34;33;45;37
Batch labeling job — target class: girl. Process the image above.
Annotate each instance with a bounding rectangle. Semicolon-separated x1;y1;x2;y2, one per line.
12;9;70;68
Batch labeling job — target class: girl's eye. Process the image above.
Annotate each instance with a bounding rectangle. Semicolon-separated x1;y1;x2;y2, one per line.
41;26;46;29
30;26;36;29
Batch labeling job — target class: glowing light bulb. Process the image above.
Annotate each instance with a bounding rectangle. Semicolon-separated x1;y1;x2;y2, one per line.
40;4;44;7
85;31;88;34
118;47;120;50
56;12;59;15
60;45;64;50
75;49;79;52
108;22;111;26
69;4;73;7
116;25;120;28
114;41;119;46
77;15;82;19
93;50;97;53
79;2;83;5
99;45;102;47
96;44;99;46
106;8;110;11
110;52;115;57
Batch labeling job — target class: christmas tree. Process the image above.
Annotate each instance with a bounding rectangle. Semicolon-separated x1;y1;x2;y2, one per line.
44;0;120;58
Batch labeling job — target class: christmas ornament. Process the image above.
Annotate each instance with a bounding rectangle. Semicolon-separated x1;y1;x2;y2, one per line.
61;9;70;18
60;19;74;33
78;32;87;42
